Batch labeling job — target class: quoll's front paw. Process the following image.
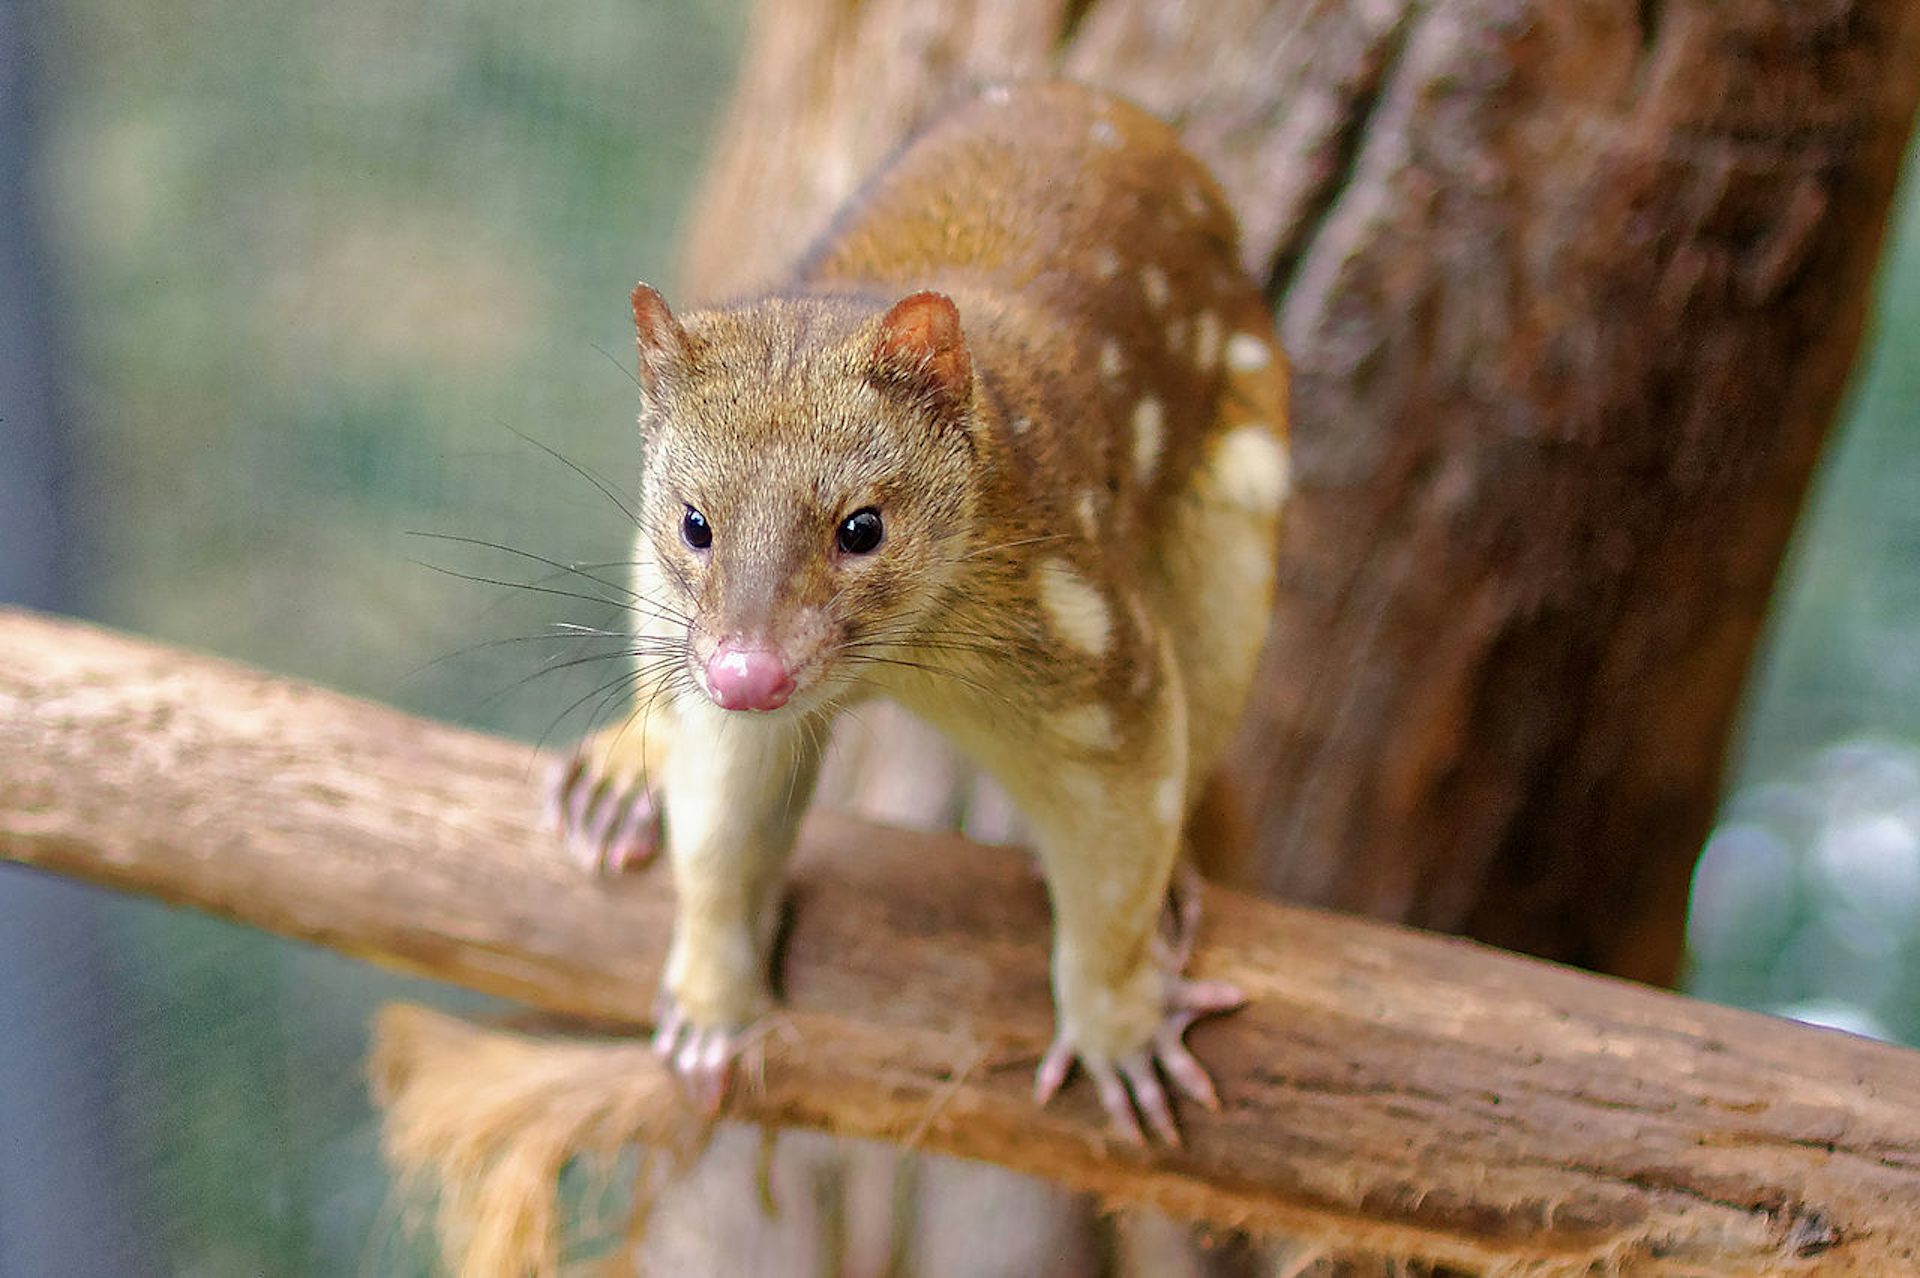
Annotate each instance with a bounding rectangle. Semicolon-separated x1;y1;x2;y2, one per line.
652;993;753;1116
543;747;665;875
1035;976;1246;1146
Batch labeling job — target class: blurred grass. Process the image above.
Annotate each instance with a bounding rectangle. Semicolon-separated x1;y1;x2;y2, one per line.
26;0;1920;1271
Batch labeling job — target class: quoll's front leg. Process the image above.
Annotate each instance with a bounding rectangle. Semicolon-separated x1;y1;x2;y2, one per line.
648;698;824;1113
545;712;674;875
1026;710;1246;1144
549;697;822;1112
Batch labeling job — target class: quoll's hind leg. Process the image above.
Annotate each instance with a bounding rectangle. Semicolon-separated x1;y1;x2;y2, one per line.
545;709;676;875
1147;327;1290;832
651;697;825;1113
1022;333;1285;1142
1029;785;1248;1143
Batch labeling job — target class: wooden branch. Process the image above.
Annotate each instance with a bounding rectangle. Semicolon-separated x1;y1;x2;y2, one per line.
5;609;1919;1271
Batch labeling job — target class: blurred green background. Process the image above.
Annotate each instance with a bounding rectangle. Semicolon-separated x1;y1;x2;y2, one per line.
2;1;1917;1273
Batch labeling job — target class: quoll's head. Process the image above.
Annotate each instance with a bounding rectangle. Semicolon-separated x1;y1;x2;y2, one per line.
627;282;979;714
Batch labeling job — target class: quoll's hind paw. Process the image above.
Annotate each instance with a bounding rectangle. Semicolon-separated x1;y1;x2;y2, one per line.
543;753;664;874
1034;977;1246;1146
653;997;746;1116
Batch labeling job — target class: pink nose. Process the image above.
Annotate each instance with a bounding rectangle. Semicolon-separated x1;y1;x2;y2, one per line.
704;646;796;711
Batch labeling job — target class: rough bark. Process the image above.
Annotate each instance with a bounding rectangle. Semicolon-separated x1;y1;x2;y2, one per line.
682;0;1920;991
5;609;1920;1274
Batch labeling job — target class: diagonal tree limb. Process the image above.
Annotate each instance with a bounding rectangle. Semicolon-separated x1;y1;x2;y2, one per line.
3;607;1918;1273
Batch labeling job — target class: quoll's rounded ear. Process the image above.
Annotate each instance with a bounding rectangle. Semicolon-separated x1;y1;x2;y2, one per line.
869;291;973;415
631;282;693;400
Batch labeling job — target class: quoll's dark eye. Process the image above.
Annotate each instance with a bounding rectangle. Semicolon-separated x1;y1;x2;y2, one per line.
681;505;712;550
837;507;884;555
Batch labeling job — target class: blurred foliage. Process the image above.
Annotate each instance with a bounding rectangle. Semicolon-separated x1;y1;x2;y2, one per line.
49;0;744;739
1691;740;1920;1046
39;0;744;1271
1735;185;1920;780
23;0;1920;1270
1693;174;1920;1047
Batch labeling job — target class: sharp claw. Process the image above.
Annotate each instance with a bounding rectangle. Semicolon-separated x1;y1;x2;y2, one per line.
1034;1036;1075;1106
1173;979;1247;1016
652;1004;685;1057
1120;1054;1181;1146
1156;1037;1221;1111
566;784;610;871
583;783;623;851
1086;1058;1145;1145
566;768;598;837
542;757;582;834
694;1031;734;1115
605;788;661;871
673;1033;700;1083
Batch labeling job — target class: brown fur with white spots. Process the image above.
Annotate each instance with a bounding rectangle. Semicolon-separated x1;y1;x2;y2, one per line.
550;81;1289;1144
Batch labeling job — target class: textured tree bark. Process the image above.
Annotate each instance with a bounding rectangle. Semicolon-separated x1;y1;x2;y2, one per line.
5;609;1920;1275
682;0;1920;991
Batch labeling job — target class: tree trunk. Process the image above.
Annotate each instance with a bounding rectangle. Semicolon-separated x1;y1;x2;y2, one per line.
671;0;1920;1271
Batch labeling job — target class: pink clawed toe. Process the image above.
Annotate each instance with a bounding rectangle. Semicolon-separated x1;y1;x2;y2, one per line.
1033;976;1246;1145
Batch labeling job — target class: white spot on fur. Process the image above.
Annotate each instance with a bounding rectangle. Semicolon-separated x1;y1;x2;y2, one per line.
983;83;1012;104
1226;332;1271;372
1100;340;1126;381
1140;265;1169;309
1091;118;1121;148
1155;773;1182;826
1092;248;1121;280
1132;396;1165;483
1194;311;1221;371
1054;702;1118;753
1010;415;1032;435
1210;427;1291;513
1076;490;1100;537
1036;559;1111;658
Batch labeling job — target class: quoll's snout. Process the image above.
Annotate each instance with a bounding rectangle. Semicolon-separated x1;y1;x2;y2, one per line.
704;645;796;712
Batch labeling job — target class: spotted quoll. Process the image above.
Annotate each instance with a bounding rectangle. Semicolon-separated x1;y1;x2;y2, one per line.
549;80;1290;1143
